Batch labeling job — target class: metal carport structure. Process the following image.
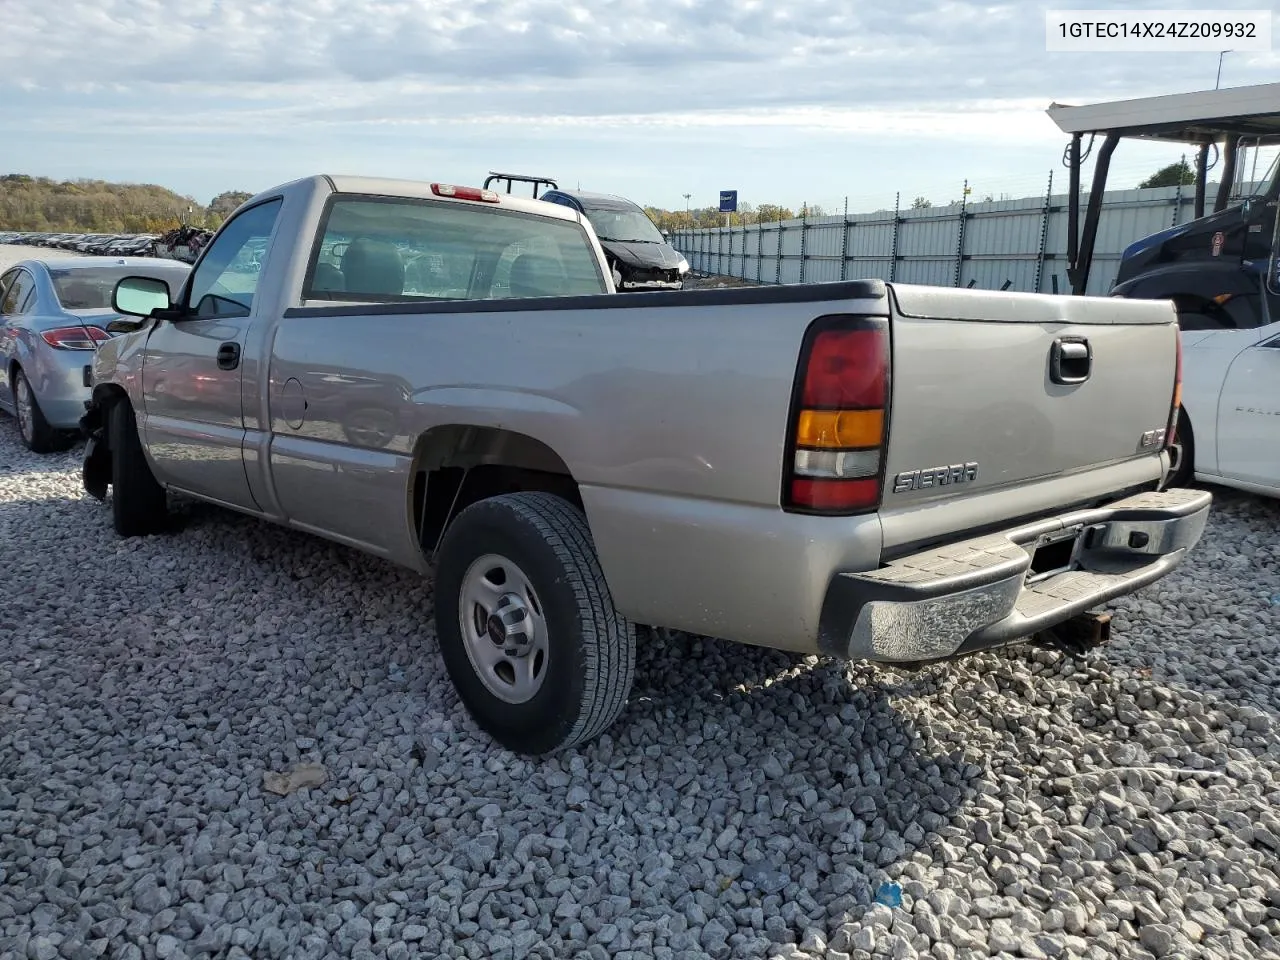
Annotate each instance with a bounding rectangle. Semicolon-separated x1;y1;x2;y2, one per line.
1047;82;1280;294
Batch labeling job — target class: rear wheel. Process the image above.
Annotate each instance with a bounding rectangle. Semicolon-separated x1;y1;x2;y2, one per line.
12;368;63;454
107;399;168;536
433;491;636;755
1166;409;1195;488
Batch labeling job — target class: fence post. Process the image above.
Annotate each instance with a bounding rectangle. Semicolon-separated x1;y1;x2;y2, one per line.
953;179;969;287
1034;169;1053;294
1171;153;1186;227
840;196;849;282
776;208;783;284
756;212;763;283
799;203;808;284
889;192;900;282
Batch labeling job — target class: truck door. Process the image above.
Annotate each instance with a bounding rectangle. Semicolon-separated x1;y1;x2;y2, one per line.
139;198;283;511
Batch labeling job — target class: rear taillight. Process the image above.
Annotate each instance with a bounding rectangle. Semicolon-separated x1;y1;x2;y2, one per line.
41;326;110;351
1165;325;1183;448
431;183;500;203
783;316;890;514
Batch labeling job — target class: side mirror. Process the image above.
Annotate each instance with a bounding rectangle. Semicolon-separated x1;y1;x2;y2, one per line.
113;276;172;318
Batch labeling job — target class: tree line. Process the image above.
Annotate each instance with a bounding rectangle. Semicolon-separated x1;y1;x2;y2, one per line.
4;162;1191;238
649;162;1192;229
0;175;253;233
642;202;815;233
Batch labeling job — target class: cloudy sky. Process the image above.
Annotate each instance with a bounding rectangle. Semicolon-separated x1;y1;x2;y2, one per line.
3;0;1277;213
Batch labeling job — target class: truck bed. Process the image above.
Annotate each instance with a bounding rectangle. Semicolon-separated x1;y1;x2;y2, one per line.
258;279;1179;648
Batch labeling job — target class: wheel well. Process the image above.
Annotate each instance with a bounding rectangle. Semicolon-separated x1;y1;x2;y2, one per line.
91;383;129;406
411;426;582;558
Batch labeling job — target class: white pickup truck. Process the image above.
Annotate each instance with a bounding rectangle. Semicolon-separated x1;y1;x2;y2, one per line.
81;174;1211;755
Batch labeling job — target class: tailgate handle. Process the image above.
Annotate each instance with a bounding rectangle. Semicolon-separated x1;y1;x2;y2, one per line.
1050;337;1092;385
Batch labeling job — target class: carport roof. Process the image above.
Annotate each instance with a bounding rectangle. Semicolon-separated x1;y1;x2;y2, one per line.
1046;82;1280;144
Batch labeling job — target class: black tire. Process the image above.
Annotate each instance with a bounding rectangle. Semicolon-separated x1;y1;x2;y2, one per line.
433;491;636;755
1166;409;1195;488
12;367;64;454
107;399;168;536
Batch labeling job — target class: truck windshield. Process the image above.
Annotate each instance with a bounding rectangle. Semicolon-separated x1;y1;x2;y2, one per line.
1256;150;1280;196
306;197;609;302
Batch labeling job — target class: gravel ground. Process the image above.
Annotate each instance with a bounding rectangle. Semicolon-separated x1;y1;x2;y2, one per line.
0;419;1278;960
0;243;84;271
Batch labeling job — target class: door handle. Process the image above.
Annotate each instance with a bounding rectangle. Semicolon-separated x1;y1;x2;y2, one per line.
1050;337;1091;385
216;342;241;371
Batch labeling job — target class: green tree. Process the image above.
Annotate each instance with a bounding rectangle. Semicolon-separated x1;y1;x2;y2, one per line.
1139;159;1195;189
754;204;795;222
0;174;220;233
208;190;253;222
910;196;933;209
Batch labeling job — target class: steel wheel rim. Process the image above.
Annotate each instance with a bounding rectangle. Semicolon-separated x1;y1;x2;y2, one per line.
14;374;33;442
457;553;549;704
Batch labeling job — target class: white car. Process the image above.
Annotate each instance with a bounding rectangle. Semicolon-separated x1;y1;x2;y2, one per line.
1171;316;1280;497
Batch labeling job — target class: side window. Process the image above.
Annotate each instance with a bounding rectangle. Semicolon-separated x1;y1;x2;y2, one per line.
1;269;36;316
187;199;283;319
0;270;15;311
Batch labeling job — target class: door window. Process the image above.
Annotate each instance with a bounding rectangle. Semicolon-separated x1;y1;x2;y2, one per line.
1;269;36;315
187;199;283;319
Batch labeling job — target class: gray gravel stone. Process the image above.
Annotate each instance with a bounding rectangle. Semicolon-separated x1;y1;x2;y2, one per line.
0;415;1277;960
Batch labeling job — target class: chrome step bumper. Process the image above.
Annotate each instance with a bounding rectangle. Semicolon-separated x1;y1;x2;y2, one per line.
818;487;1212;662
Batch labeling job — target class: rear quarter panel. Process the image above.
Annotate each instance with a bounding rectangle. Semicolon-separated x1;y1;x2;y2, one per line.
264;287;890;645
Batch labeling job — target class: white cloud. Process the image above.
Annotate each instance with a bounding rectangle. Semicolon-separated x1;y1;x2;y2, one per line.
2;0;1276;205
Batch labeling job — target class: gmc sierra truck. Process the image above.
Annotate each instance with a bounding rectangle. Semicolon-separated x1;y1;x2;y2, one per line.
81;174;1211;755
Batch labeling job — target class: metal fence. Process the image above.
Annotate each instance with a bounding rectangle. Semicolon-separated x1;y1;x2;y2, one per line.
671;175;1262;296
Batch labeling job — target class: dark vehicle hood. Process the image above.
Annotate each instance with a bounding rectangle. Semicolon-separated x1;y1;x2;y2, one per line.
599;239;684;270
1114;203;1251;286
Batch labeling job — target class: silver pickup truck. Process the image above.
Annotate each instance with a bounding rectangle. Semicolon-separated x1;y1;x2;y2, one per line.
81;174;1211;755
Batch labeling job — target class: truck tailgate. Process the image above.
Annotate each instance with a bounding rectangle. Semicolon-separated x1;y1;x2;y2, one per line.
879;284;1178;546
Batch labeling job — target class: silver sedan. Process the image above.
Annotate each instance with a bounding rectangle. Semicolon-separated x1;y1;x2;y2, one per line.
0;257;192;452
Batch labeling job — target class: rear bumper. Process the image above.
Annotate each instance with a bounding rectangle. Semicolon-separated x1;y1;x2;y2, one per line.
818;487;1212;662
26;350;94;429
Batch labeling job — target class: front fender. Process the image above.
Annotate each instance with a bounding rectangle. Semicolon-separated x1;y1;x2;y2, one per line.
1111;262;1260;308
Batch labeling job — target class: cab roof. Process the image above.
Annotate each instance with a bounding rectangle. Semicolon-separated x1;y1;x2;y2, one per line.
259;174;590;226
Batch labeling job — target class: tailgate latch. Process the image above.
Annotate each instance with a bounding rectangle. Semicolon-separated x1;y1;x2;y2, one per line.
1050;337;1092;385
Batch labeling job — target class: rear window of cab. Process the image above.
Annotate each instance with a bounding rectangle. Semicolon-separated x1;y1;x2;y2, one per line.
304;196;609;303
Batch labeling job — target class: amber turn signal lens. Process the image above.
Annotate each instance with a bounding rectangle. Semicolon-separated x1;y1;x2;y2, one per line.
795;408;884;450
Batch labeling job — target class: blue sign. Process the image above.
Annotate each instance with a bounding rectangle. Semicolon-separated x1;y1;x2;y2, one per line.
719;190;738;213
